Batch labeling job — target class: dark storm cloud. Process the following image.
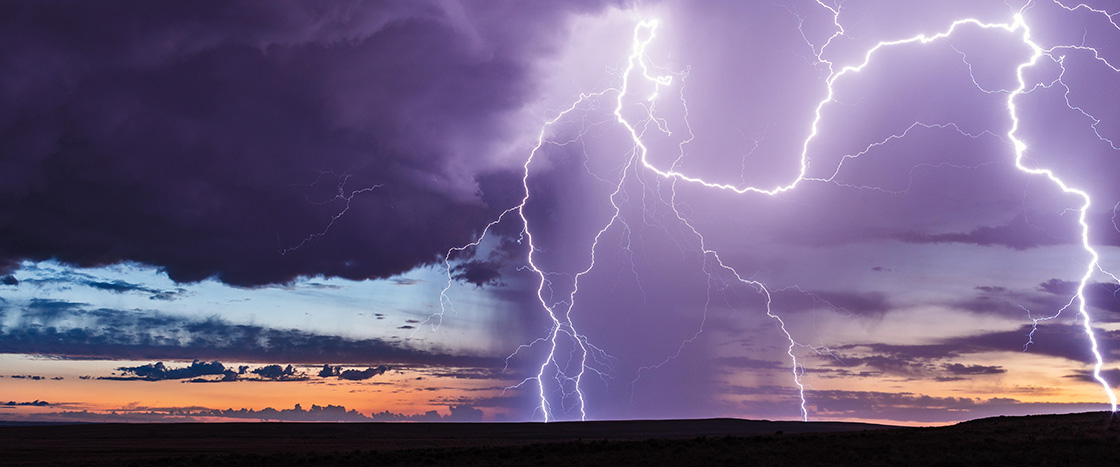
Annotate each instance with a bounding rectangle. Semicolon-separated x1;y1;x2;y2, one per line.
0;300;504;367
0;0;618;287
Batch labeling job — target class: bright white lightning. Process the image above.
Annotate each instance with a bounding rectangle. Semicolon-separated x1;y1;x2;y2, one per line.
625;6;1120;416
441;1;1120;422
613;21;812;421
435;89;612;421
1001;10;1118;411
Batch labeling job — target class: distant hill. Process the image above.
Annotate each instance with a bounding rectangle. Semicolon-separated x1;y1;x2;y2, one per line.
1;412;1117;466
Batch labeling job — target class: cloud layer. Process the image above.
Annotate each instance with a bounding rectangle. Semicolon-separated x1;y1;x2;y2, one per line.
0;0;616;286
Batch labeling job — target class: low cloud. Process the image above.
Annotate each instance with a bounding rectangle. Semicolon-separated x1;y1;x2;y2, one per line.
338;365;390;381
9;403;485;423
819;347;1009;382
943;324;1115;364
18;267;186;301
450;260;504;288
111;360;229;381
943;363;1006;376
809;389;1109;423
1063;368;1120;387
893;214;1074;250
3;400;49;407
251;364;302;381
0;300;504;368
317;364;391;381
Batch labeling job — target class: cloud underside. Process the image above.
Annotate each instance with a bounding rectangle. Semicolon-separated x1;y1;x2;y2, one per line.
0;1;619;286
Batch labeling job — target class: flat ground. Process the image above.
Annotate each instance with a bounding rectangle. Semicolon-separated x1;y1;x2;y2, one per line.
1;412;1117;466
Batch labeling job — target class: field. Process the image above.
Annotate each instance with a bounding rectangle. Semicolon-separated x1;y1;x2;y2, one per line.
1;412;1117;466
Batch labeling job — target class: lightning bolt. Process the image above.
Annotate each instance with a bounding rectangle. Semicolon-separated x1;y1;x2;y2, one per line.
279;171;382;255
441;0;1119;422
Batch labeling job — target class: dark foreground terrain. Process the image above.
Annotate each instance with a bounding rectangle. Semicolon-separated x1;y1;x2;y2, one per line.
1;412;1117;466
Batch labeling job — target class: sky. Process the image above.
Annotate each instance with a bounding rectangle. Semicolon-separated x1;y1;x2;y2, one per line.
1;0;1120;425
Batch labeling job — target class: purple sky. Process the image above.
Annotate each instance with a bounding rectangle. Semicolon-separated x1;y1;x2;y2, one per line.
2;0;1120;425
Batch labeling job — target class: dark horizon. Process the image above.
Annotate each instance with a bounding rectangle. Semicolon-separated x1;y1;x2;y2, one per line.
2;412;1118;466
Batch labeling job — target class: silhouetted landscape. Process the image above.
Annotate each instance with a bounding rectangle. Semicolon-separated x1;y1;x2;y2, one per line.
2;411;1118;466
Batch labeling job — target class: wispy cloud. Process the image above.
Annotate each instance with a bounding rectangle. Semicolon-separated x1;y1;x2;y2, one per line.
0;300;504;368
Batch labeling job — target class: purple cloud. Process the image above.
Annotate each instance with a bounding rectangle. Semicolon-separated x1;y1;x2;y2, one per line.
0;0;618;286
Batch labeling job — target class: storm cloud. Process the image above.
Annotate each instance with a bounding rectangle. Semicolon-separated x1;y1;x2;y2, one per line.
0;0;618;286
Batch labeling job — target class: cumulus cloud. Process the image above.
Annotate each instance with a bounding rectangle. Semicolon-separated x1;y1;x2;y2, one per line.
3;400;50;407
111;360;229;381
251;364;300;380
338;365;390;381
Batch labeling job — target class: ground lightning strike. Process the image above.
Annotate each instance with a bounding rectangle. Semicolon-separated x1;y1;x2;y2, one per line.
441;0;1120;421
